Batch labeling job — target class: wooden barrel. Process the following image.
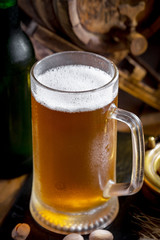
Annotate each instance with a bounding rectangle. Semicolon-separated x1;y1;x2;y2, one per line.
18;0;158;60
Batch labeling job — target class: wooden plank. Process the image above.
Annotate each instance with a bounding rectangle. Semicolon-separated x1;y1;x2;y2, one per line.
0;175;27;225
32;25;82;53
119;71;160;111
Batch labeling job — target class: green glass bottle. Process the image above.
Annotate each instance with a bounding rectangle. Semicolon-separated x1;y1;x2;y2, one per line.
0;0;35;178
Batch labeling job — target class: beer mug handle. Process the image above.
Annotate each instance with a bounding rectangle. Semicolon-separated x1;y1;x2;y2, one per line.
103;104;144;198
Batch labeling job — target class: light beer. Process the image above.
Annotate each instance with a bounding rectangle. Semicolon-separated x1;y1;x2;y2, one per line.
31;64;118;229
30;52;144;234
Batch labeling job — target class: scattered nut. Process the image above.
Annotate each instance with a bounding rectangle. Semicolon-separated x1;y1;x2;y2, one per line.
89;229;114;240
147;136;156;150
63;233;84;240
11;223;30;240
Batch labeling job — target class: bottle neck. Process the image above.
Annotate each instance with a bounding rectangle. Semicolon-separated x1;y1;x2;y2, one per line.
0;1;20;32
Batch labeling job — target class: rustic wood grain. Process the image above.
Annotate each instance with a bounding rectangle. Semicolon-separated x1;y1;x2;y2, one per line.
0;175;27;225
32;24;82;53
119;71;160;111
18;0;154;57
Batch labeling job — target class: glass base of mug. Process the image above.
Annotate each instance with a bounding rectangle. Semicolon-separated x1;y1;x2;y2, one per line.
30;194;119;235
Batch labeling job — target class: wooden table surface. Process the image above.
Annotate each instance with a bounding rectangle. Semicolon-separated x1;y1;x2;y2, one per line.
0;175;27;225
0;132;160;240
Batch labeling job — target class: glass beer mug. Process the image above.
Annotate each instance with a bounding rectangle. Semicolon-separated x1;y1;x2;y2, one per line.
30;51;144;234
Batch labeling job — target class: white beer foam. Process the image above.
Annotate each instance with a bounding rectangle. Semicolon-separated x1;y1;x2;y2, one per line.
38;65;110;91
32;65;118;112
